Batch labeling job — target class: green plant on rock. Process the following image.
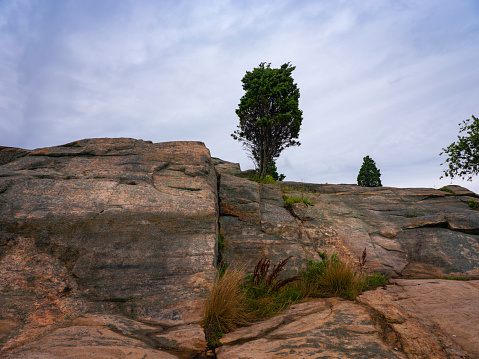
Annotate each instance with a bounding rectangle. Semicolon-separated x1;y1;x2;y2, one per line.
301;250;387;300
405;202;420;218
202;251;388;347
244;256;301;318
439;186;455;194
217;234;228;278
468;198;479;210
250;174;276;185
202;268;251;346
283;194;313;208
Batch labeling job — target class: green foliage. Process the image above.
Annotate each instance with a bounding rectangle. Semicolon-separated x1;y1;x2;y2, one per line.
405;202;420;218
268;160;286;181
250;174;276;184
468;198;479;210
283;194;313;207
243;256;301;318
217;235;228;278
357;156;382;187
440;115;479;181
439;186;455;194
218;234;226;252
301;252;388;300
232;62;303;178
365;273;389;289
203;252;388;347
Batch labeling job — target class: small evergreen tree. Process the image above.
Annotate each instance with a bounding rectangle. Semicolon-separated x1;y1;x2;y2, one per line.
357;156;382;187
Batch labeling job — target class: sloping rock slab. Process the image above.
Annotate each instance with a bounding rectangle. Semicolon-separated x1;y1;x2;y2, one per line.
217;298;405;358
359;279;479;358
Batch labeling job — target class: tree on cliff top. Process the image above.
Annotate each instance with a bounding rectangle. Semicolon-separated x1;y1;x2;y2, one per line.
232;62;303;178
357;156;382;187
440;115;479;181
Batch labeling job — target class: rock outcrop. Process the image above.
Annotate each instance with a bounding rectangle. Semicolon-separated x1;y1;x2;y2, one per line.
1;138;479;358
0;139;217;358
277;182;479;278
218;279;479;358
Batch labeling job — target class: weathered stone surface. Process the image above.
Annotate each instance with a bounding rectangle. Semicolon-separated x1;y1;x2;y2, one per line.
280;182;479;278
359;279;479;358
211;157;242;176
217;298;405;358
151;324;207;357
218;280;479;359
2;143;479;358
0;139;216;358
218;174;321;275
4;325;179;359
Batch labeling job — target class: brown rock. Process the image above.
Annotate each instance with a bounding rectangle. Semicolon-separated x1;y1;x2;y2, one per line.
0;139;218;358
359;279;479;358
217;298;405;358
280;182;479;278
218;174;321;275
4;325;179;358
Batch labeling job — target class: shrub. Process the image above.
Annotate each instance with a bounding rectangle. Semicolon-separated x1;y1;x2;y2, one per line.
301;251;387;300
244;256;301;318
202;252;388;347
250;174;276;184
283;194;313;208
468;199;479;210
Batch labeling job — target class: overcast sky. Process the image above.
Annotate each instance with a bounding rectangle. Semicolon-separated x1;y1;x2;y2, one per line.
1;0;479;192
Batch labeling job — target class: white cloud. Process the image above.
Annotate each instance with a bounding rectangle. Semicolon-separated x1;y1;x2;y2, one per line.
0;0;478;192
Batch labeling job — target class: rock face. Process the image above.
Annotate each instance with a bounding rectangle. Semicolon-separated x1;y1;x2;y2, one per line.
218;174;321;275
1;138;479;358
218;279;479;358
278;182;479;278
0;139;217;357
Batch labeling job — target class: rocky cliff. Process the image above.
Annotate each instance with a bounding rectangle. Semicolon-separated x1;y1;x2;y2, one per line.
1;138;478;358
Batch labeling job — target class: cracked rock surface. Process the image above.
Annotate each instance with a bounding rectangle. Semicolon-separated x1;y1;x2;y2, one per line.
0;139;216;358
1;139;479;358
277;182;479;278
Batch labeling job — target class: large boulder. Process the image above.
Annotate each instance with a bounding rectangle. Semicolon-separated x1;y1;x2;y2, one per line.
0;139;217;357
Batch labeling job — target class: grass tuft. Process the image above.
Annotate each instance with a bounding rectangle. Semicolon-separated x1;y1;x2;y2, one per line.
202;269;250;346
202;251;388;347
283;194;313;207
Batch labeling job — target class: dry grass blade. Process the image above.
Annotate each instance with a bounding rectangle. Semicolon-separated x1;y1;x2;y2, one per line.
319;260;366;299
202;268;250;343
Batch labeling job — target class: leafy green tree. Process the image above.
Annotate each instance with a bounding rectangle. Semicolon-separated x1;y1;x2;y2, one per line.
357;156;382;187
232;62;303;178
440;115;479;181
